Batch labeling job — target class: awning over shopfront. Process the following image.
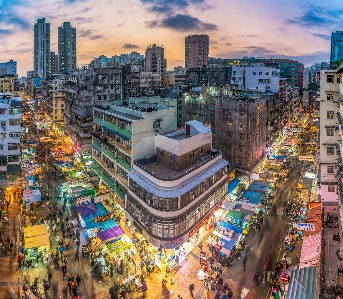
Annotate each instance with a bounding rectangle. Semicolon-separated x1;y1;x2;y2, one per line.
286;266;317;299
228;178;240;193
6;164;21;174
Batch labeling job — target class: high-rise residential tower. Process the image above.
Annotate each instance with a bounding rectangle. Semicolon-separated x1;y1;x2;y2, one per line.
331;31;343;68
58;22;76;74
185;34;209;69
33;18;50;78
49;52;58;74
145;44;165;75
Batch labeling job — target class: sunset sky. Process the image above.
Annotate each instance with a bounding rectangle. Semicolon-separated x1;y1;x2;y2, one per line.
0;0;342;76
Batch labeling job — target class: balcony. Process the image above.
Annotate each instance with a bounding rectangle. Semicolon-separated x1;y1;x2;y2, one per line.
92;139;102;151
102;147;116;160
101;173;115;189
116;157;131;172
92;164;101;176
116;187;125;201
116;172;128;187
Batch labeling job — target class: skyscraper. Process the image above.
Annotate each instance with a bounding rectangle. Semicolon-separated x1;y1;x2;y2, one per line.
58;22;76;74
185;34;209;69
49;52;58;74
33;18;50;78
145;44;165;75
331;31;343;68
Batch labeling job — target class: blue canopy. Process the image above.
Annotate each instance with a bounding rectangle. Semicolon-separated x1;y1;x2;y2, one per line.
220;221;243;234
228;178;240;194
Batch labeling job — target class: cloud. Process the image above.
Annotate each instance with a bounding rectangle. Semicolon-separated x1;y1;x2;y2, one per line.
0;29;13;36
79;29;104;40
89;34;104;40
225;43;232;46
210;40;218;45
147;14;217;31
287;8;336;28
312;33;331;40
63;0;85;3
141;0;211;16
79;6;91;12
123;43;140;49
74;17;93;22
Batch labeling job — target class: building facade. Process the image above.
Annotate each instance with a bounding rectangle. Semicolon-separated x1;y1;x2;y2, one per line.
0;75;16;93
231;63;280;94
34;18;50;78
0;60;17;76
185;35;209;69
215;95;267;170
58;22;76;74
0;94;22;187
185;66;232;87
126;120;228;248
331;31;343;68
91;104;175;205
49;52;58;75
319;70;341;207
145;44;166;75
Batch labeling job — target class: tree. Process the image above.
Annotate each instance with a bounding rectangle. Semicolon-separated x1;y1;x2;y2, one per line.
307;82;319;91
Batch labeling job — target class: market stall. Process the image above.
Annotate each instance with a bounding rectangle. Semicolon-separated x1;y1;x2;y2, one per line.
23;224;50;268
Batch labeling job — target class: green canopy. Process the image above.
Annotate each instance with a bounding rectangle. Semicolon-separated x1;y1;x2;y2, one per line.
227;209;245;220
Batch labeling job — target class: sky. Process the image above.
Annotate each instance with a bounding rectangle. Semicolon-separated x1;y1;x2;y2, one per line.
0;0;341;77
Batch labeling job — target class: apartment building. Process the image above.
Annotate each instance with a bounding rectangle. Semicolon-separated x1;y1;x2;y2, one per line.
91;104;175;204
0;94;22;187
231;63;280;93
126;120;228;248
163;66;186;88
0;60;17;76
145;44;166;75
215;95;267;171
63;67;123;160
47;78;65;124
319;70;341;207
185;34;209;69
0;75;16;93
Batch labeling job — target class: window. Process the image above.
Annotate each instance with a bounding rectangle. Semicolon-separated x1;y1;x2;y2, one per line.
253;72;256;75
327;146;334;155
327;128;334;136
327;166;335;173
259;72;262;75
266;72;269;75
338;77;341;84
9;132;21;138
0;109;5;114
238;121;243;129
327;75;334;83
328;185;335;192
232;71;236;76
327;111;334;119
227;120;233;127
327;94;333;101
9;119;21;126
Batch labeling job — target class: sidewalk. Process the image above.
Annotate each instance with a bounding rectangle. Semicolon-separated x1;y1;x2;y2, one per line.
0;188;23;299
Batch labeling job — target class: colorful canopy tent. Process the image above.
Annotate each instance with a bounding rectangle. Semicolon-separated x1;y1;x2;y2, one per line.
23;224;50;252
299;233;321;268
241;180;270;205
23;188;41;208
286;266;317;299
76;202;99;218
227;210;245;220
228;178;240;194
84;218;117;230
97;226;124;242
220;221;243;234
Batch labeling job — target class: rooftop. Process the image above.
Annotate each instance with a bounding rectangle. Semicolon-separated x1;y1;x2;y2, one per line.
134;149;221;180
162;120;211;141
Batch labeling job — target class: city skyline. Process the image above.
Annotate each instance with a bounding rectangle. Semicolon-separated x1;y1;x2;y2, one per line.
0;0;341;76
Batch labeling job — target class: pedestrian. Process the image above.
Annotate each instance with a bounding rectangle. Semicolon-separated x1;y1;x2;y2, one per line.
17;253;23;268
189;283;195;298
48;271;52;285
59;245;65;258
0;207;3;222
76;275;81;287
10;239;13;253
5;200;9;211
205;287;210;299
142;281;147;298
43;279;50;296
198;241;203;251
75;250;79;262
